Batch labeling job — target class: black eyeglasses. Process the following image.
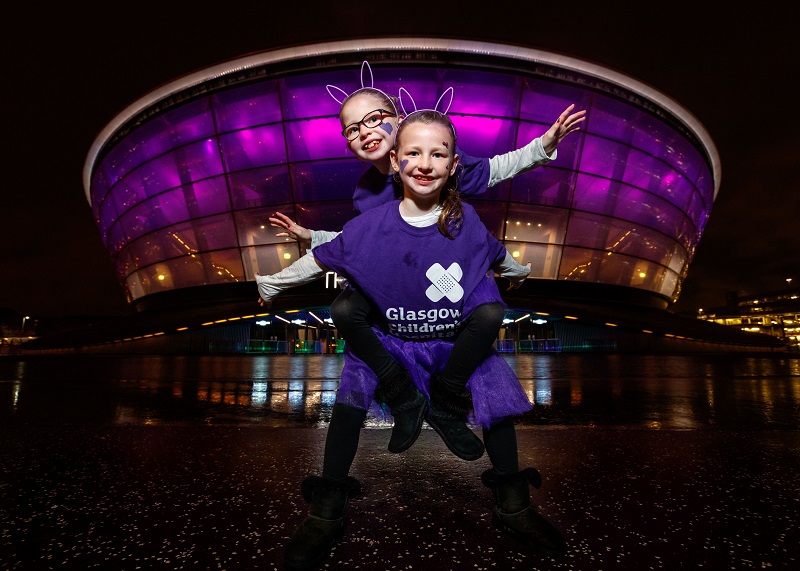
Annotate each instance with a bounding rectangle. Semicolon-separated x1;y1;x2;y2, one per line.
341;109;396;141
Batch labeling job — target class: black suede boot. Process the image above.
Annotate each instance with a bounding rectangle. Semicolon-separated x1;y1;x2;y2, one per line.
427;374;485;461
374;369;427;453
283;475;361;570
481;468;567;557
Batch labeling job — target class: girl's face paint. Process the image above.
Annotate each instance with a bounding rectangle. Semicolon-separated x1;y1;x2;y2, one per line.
399;159;408;173
380;122;393;135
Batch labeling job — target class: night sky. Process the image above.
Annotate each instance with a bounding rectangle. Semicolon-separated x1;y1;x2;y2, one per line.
3;3;797;319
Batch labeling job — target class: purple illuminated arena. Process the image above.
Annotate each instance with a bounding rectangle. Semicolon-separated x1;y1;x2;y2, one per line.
83;39;722;347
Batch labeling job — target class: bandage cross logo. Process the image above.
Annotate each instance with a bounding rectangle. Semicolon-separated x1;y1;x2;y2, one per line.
425;263;464;303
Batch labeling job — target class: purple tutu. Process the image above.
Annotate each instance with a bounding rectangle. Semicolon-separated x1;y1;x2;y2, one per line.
334;275;532;428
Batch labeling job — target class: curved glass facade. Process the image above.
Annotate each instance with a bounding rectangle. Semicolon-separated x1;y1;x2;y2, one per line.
84;40;718;309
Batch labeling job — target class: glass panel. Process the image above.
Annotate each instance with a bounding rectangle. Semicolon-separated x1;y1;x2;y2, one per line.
219;124;287;171
280;70;370;120
290;200;358;234
443;70;521;118
559;246;666;291
121;215;238;270
228;166;292;209
564;211;688;270
658;268;680;299
109;175;147;220
116;192;190;244
93;61;717;307
582;94;639;143
508;164;576;209
503;241;561;279
517;122;582;172
695;160;715;207
290;160;365;203
471;200;507;239
115;248;136;280
284;118;350;162
519;78;590;124
504;203;569;245
125;271;145;301
131;249;245;296
685;192;707;236
179;177;232;218
106;221;126;255
631;114;702;184
623;150;694;212
116;139;226;207
98;198;122;248
452;116;517;159
96;99;214;190
240;243;305;281
90;168;111;216
212;80;283;132
108;178;232;250
572;174;689;240
235;206;303;247
578;134;631;180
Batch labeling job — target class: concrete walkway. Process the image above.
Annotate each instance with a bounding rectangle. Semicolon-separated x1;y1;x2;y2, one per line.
2;422;798;569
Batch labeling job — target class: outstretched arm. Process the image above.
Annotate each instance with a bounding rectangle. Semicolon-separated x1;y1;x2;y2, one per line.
255;252;327;307
494;252;532;291
488;104;586;187
269;211;341;249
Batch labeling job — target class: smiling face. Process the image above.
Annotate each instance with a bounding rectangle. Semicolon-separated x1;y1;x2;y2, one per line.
390;118;459;206
339;91;399;166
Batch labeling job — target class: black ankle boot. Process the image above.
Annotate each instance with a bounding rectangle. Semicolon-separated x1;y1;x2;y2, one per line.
481;468;567;557
374;369;427;453
427;374;484;461
283;475;361;570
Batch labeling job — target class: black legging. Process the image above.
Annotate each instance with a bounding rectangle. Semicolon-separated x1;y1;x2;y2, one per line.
322;403;519;480
330;287;505;388
323;288;517;480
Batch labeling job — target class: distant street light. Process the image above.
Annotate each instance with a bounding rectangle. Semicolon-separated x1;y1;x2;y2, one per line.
787;278;793;286
21;316;30;334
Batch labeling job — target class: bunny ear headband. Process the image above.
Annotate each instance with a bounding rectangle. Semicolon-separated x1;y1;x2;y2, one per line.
326;61;398;115
397;86;454;117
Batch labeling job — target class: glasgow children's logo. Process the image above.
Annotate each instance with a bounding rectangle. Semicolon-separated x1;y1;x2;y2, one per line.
425;263;464;303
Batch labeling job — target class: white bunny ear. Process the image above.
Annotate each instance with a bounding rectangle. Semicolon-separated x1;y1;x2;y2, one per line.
326;84;349;105
360;61;374;89
398;87;417;117
435;87;454;115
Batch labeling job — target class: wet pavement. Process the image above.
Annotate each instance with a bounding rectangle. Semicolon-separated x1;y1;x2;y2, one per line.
1;353;799;569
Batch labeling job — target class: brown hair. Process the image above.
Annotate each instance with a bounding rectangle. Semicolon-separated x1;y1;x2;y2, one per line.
393;110;463;239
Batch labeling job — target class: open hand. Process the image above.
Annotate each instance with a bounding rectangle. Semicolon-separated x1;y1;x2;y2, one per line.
541;104;587;155
269;212;312;244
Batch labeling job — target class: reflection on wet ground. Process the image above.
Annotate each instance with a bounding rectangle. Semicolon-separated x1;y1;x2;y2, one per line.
1;354;799;569
2;353;799;430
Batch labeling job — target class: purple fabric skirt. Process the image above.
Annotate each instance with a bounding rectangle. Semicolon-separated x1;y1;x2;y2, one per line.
334;276;532;428
335;335;533;429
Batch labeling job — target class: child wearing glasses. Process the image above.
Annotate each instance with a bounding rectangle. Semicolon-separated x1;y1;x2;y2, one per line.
282;109;568;570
